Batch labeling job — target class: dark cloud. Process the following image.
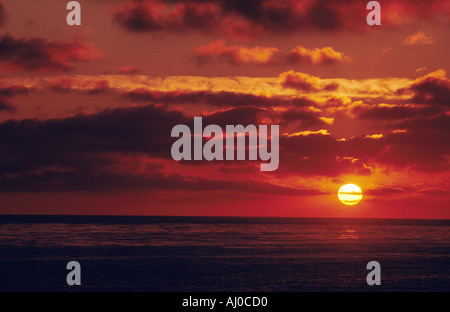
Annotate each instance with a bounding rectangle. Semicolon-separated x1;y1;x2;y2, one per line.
202;106;269;127
394;71;450;108
369;112;450;172
0;85;30;97
410;73;450;107
112;0;261;39
0;85;31;113
388;111;450;134
0;0;6;27
353;105;443;120
0;104;187;159
278;133;377;177
0;104;185;191
112;0;220;32
352;71;450;129
278;106;329;129
417;188;450;195
0;103;324;195
0;98;15;112
0;35;103;71
123;88;319;109
278;119;450;176
145;176;326;196
323;82;339;91
124;89;276;107
218;0;367;32
0;162;322;195
0;92;448;193
365;186;405;196
112;0;450;37
112;0;357;36
379;129;450;172
123;88;329;128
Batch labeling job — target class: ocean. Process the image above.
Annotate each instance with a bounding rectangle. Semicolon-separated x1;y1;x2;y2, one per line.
0;216;448;292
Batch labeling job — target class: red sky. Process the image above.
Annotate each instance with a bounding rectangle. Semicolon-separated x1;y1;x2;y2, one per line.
0;0;449;218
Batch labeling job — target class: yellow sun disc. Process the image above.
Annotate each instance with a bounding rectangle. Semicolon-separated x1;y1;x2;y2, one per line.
338;184;363;205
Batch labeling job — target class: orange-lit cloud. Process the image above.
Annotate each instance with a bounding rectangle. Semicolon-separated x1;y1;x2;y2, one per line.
416;67;428;73
280;70;339;92
48;77;110;94
194;40;279;65
402;31;436;46
288;46;350;65
7;73;404;101
0;71;428;121
194;41;350;66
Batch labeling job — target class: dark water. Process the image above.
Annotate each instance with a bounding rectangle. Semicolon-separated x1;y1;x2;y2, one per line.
0;216;449;292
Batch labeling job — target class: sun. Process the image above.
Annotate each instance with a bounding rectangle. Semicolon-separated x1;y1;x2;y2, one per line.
338;184;363;205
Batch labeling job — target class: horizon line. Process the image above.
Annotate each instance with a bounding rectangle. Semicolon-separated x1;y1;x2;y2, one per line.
1;214;449;221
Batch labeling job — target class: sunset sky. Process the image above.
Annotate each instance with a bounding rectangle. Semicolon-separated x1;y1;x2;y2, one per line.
0;0;449;218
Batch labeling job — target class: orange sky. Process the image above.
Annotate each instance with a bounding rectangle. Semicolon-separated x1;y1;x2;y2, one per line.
0;0;449;218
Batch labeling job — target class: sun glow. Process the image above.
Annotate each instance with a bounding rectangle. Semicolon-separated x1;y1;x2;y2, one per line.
338;184;363;205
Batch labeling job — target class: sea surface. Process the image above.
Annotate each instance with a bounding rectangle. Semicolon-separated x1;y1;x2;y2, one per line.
0;215;449;292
